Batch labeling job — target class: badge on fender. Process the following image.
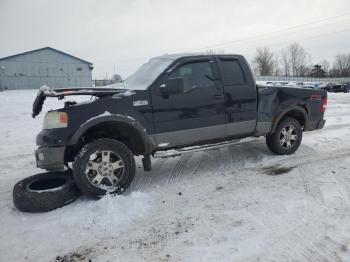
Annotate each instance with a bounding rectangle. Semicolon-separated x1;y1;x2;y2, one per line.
133;100;149;106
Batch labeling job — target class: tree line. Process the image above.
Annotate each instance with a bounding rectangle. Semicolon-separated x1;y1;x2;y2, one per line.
253;43;350;77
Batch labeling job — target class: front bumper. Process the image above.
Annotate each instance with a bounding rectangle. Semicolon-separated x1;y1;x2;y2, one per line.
35;146;66;171
36;128;71;147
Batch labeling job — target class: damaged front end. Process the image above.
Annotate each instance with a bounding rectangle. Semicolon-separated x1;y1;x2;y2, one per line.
32;85;128;171
32;86;126;118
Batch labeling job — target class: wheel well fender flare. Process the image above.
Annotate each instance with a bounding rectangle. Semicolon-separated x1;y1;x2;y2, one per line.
270;105;309;133
69;115;156;154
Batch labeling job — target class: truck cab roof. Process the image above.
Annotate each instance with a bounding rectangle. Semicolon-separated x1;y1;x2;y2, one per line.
154;53;242;60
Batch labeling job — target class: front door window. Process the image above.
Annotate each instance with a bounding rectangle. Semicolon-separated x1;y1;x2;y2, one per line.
168;61;215;93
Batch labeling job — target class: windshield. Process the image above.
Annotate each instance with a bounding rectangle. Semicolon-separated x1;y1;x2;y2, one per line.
116;57;174;90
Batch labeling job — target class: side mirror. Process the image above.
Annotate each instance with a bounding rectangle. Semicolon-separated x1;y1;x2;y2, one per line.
161;78;184;95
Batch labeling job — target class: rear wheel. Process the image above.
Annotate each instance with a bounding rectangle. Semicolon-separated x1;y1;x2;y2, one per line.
266;117;302;155
73;139;135;198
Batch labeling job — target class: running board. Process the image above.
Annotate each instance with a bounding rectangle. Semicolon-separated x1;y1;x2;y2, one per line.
154;140;242;158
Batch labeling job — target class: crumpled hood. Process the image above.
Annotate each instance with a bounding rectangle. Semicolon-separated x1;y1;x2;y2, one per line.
32;86;128;118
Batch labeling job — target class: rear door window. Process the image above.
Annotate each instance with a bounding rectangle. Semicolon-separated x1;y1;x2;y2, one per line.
218;59;245;85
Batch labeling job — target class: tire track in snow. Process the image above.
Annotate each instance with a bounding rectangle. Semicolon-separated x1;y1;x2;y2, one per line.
279;230;343;262
298;165;324;204
129;157;168;192
226;146;245;171
261;146;350;172
246;197;342;262
245;158;346;262
246;197;291;233
276;225;343;262
0;188;11;203
217;147;238;174
0;178;19;205
315;158;350;208
332;159;350;206
296;143;317;155
321;122;350;131
203;145;252;175
166;153;193;184
129;152;204;192
296;154;350;208
0;152;32;161
336;172;350;207
204;148;226;175
180;151;205;179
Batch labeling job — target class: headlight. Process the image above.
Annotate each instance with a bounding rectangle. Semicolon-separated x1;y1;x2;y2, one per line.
43;111;68;129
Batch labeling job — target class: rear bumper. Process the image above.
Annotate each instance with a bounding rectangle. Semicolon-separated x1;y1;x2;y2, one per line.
316;119;326;130
35;146;66;171
305;119;326;131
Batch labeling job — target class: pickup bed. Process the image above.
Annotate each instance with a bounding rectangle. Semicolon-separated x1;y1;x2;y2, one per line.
32;53;327;198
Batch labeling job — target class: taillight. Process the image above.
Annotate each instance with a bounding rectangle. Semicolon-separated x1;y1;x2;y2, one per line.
321;96;327;113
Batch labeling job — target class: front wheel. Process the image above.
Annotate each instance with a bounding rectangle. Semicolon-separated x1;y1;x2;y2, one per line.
266;117;303;155
73;139;136;198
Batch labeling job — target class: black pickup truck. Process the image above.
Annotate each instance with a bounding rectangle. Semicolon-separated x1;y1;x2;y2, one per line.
32;53;327;198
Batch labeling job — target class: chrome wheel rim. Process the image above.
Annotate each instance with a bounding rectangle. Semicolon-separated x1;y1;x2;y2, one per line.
85;150;125;190
279;124;298;149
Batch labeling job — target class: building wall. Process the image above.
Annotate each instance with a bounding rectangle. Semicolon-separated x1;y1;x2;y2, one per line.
0;48;92;90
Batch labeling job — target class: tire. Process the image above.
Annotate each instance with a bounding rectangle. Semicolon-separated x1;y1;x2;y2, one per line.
266;117;303;155
73;139;136;198
13;170;81;213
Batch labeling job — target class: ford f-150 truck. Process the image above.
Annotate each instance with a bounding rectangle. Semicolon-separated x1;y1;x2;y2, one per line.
32;53;327;198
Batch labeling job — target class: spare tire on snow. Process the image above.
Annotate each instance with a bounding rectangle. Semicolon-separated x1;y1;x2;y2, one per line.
13;170;81;212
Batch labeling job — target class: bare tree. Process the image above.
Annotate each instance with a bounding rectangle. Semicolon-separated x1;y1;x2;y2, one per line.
253;46;274;76
299;65;311;77
273;52;280;76
332;54;350;77
287;42;310;76
280;49;290;76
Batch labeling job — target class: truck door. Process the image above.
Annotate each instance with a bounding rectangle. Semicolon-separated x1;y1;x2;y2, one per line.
215;56;258;137
150;57;226;148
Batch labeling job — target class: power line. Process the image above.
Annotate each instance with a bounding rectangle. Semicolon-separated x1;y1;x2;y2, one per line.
186;12;350;52
199;20;349;50
233;27;350;54
111;12;350;71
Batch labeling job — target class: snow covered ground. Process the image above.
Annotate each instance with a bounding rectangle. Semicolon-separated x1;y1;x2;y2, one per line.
1;90;350;262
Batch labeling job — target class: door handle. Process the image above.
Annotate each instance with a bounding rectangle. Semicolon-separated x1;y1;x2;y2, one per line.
213;94;223;100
